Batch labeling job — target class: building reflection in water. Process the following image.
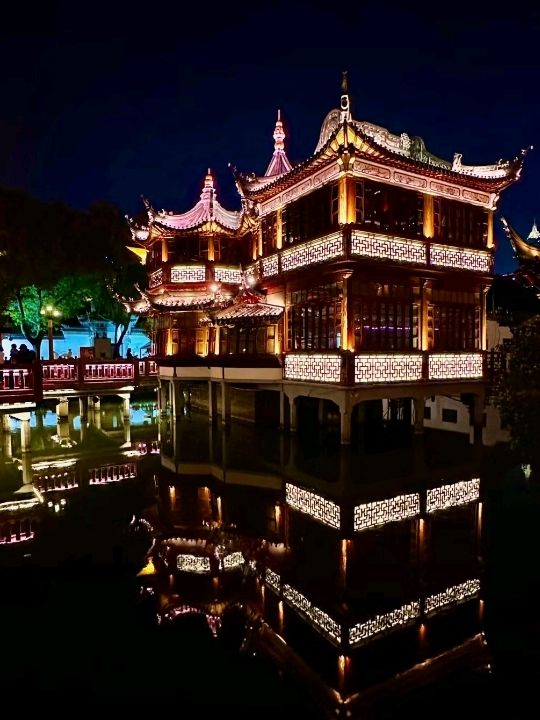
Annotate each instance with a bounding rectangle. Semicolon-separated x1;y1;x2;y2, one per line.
141;409;488;718
0;395;493;716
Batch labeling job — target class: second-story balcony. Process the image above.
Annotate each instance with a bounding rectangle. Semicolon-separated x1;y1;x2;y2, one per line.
246;228;493;281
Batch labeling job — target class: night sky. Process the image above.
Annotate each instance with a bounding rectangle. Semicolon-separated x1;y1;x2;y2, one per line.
1;0;539;274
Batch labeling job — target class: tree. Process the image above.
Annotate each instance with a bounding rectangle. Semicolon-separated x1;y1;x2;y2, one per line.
8;275;100;356
0;188;147;356
493;315;540;477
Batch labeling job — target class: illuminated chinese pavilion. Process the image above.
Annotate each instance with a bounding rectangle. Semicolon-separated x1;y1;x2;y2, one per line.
127;74;529;443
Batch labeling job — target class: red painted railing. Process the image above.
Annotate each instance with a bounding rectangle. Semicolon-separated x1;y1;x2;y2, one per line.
0;358;158;405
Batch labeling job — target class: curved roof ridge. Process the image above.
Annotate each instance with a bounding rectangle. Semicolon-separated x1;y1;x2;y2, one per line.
501;217;540;261
154;169;242;231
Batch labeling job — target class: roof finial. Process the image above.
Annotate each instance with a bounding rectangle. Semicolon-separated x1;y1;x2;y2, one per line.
204;168;214;189
273;109;285;152
528;217;540;240
340;70;351;123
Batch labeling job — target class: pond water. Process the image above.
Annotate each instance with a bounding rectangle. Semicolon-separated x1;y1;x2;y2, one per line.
0;392;538;718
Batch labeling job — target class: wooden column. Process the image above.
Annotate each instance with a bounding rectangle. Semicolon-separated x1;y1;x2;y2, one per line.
276;208;283;250
161;238;168;262
423;194;434;239
208;236;215;262
338;175;348;225
257;225;263;257
486;210;494;249
419;280;432;351
342;272;354;351
480;285;489;350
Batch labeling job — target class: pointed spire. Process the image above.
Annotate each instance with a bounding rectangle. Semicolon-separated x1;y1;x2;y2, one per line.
528;218;540;240
273;109;285;152
200;168;215;219
340;70;351;123
204;168;214;189
264;110;292;177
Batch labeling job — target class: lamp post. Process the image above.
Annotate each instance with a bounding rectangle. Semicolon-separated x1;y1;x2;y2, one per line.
40;304;61;360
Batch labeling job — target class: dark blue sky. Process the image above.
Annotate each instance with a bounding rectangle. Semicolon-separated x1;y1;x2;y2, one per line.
1;0;539;273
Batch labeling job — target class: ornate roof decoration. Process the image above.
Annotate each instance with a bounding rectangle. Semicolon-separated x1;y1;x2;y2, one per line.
120;297;151;314
528;219;540;241
153;169;242;231
265;110;293;177
501;217;540;262
235;74;531;203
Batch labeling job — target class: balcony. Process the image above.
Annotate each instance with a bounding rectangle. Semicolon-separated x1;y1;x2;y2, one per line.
247;228;493;280
283;350;485;385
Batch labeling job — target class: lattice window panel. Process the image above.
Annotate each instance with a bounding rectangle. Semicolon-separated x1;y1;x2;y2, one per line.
428;353;483;380
354;493;420;531
214;267;242;284
284;353;342;383
176;554;211;573
222;551;244;570
170;265;206;283
280;232;343;273
286;483;340;529
265;568;281;594
430;244;492;273
427;478;480;513
244;263;259;285
283;584;311;614
351;231;427;265
354;354;423;383
282;584;341;645
149;268;163;288
349;601;420;647
261;254;279;277
309;605;341;645
425;578;480;615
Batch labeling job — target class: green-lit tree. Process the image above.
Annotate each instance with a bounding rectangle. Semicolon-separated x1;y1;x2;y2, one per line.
493;315;540;477
0;188;147;357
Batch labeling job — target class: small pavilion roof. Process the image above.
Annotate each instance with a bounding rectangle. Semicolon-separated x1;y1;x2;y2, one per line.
153;170;242;231
264;110;293;177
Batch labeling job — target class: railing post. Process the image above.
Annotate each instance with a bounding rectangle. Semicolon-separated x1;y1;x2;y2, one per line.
422;350;429;381
341;351;355;385
33;360;43;402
